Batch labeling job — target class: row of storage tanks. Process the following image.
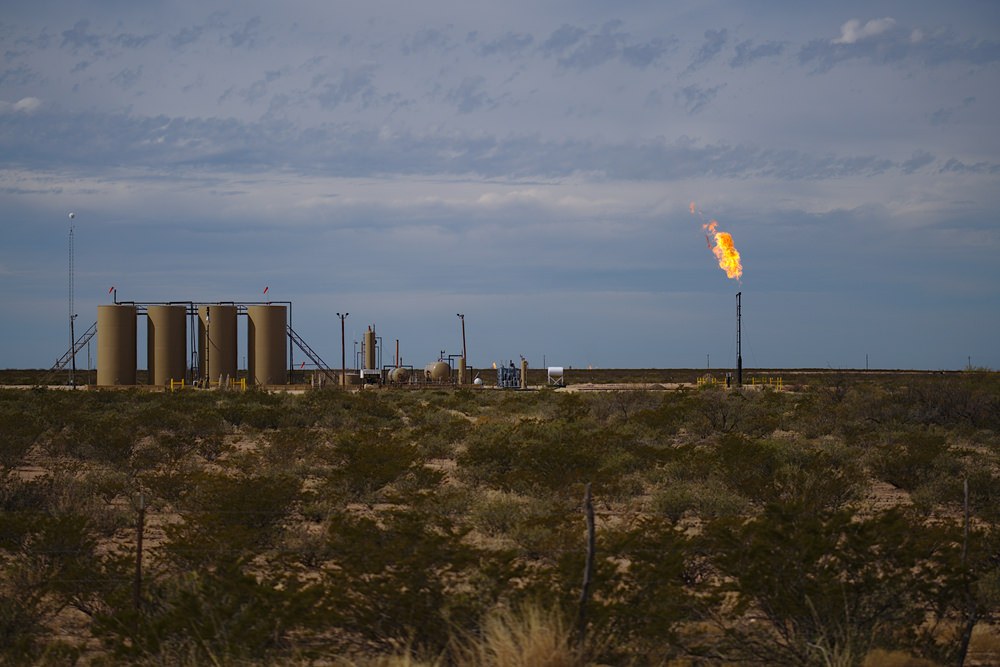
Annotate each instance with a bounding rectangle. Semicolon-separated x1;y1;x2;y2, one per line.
97;304;287;386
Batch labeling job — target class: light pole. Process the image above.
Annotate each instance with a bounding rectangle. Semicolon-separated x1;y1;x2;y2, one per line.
457;313;467;385
68;212;77;387
337;312;349;387
456;313;467;362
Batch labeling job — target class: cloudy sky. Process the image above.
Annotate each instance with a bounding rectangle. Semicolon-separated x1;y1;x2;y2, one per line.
2;1;998;372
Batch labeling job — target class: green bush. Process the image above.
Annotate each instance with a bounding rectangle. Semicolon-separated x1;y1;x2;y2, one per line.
316;429;421;504
459;420;640;496
701;504;958;665
320;505;499;653
0;403;45;469
868;428;951;492
651;476;750;522
94;563;323;663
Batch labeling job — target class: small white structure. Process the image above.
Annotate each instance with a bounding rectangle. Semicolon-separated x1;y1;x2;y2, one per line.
547;366;565;387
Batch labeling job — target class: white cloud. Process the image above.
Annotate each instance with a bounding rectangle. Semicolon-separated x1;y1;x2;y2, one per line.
833;18;896;45
0;97;42;114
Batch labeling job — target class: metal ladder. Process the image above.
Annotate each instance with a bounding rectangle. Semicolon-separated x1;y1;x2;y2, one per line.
286;324;338;384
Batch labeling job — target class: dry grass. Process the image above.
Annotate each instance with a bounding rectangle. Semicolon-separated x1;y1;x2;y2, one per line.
451;604;580;667
861;648;938;667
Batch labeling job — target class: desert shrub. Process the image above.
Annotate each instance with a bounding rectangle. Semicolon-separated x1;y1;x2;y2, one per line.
587;390;663;424
902;375;1000;430
217;391;293;429
868;428;952;492
711;434;787;504
263;426;328;465
76;467;134;536
702;434;864;511
700;504;958;665
0;511;110;663
164;470;301;568
440;388;487;415
0;401;46;469
688;388;782;437
321;505;500;653
408;407;472;459
549;392;591;422
342;391;407;429
316;429;422;504
907;464;1000;525
458;420;638;497
632;390;698;435
592;516;694;664
49;411;137;464
505;497;582;559
94;562;323;663
0;472;55;515
140;460;201;505
468;489;563;543
651;476;750;522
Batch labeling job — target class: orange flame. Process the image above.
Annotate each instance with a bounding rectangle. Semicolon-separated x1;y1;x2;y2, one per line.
702;220;743;281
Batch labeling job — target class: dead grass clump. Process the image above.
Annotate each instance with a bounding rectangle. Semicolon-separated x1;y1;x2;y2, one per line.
452;604;580;667
861;648;937;666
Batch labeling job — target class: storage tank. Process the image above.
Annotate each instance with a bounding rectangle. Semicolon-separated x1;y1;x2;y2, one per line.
198;305;237;384
424;361;451;382
97;304;137;385
388;367;411;383
363;326;377;370
147;305;187;386
248;305;287;385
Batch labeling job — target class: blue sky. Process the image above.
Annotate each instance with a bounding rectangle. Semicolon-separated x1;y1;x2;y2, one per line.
2;1;998;371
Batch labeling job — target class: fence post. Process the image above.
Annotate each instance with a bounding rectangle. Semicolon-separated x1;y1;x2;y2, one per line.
575;482;596;646
134;491;145;611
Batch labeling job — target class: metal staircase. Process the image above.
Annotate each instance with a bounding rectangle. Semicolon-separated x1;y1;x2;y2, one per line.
286;324;338;384
50;321;97;371
44;321;97;385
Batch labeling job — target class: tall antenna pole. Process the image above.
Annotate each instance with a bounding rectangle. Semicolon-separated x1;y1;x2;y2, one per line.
68;212;77;387
736;291;742;388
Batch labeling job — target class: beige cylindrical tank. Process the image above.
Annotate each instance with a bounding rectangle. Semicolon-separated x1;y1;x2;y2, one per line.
363;327;376;370
520;359;528;390
198;305;237;384
388;367;411;383
458;357;467;385
97;304;137;385
147;305;187;386
424;361;451;382
248;305;287;385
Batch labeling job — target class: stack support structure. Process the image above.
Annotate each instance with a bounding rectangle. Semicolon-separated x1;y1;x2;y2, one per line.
147;305;187;386
198;305;238;384
248;305;287;385
97;304;137;385
363;327;377;370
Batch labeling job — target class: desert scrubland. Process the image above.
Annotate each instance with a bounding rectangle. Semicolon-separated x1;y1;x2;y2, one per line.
1;372;998;665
